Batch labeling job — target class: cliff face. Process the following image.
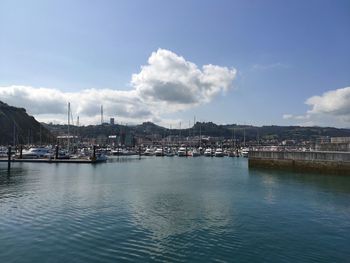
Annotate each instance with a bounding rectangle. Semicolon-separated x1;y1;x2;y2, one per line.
0;101;52;145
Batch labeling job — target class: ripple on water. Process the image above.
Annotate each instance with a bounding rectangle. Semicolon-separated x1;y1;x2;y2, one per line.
0;159;350;262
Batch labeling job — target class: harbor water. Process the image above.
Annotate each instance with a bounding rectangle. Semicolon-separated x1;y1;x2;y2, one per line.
1;157;349;262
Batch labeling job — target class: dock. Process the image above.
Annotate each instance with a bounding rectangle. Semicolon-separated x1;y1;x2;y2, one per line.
0;158;105;164
248;150;350;175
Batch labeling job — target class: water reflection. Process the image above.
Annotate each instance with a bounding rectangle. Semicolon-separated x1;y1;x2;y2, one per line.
125;178;236;241
0;164;29;187
250;167;350;194
1;158;350;262
107;156;142;163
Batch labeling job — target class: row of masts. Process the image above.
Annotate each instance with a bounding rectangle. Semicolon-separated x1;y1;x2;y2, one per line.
7;101;248;148
67;102;80;152
160;119;248;148
67;102;246;147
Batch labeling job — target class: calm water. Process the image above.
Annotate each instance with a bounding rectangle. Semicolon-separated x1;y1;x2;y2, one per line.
0;157;350;262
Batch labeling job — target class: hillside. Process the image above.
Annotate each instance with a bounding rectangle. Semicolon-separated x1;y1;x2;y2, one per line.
0;101;52;145
45;121;350;143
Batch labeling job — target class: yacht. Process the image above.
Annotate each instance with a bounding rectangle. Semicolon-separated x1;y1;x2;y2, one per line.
191;148;200;157
227;150;235;157
143;148;154;156
177;147;187;157
21;147;51;159
165;148;175;157
241;148;249;158
204;148;212;157
198;147;204;155
154;148;164;156
0;147;8;157
214;148;224;157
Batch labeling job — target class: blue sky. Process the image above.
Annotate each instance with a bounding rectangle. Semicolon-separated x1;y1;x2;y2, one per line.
0;0;349;127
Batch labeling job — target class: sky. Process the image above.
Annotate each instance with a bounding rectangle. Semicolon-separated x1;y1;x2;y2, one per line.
0;0;349;128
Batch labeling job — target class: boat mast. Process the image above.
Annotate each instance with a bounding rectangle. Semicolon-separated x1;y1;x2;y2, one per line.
67;102;70;153
70;110;75;150
39;124;42;146
179;121;181;146
193;116;196;147
188;120;191;147
13;121;16;147
234;128;236;149
199;122;201;149
231;128;233;150
77;116;80;146
243;128;246;147
169;124;172;148
101;105;103;125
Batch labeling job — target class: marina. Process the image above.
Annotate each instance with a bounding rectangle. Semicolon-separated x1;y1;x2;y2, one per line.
1;1;349;262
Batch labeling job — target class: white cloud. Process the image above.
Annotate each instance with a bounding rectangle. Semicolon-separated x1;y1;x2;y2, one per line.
283;87;350;127
0;86;67;115
305;87;350;116
132;49;236;111
0;49;237;125
0;85;151;124
282;114;293;120
283;114;309;120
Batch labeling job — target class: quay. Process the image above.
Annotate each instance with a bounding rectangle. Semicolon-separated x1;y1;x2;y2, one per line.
248;150;350;175
0;145;106;169
0;158;104;164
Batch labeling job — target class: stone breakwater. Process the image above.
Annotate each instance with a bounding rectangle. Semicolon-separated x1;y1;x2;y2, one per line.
248;150;350;175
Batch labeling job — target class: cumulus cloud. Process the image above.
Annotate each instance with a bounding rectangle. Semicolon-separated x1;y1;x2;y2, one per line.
132;49;236;110
283;87;350;127
0;86;67;115
0;85;151;124
0;49;237;125
306;87;350;116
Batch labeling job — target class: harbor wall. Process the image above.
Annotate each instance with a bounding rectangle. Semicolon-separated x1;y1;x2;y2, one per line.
248;151;350;175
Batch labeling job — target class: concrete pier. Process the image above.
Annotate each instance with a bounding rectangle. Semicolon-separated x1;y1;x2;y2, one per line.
249;150;350;175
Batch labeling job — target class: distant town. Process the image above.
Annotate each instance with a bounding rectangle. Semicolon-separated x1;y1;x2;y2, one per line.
1;100;350;154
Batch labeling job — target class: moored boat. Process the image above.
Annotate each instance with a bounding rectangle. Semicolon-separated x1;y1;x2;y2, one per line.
20;147;51;159
191;148;200;157
214;148;224;157
204;148;212;157
241;148;249;158
165;148;175;157
154;148;164;156
143;148;154;156
177;147;187;157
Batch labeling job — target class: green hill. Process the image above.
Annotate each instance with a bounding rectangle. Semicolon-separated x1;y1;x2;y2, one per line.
0;101;52;145
45;121;350;144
